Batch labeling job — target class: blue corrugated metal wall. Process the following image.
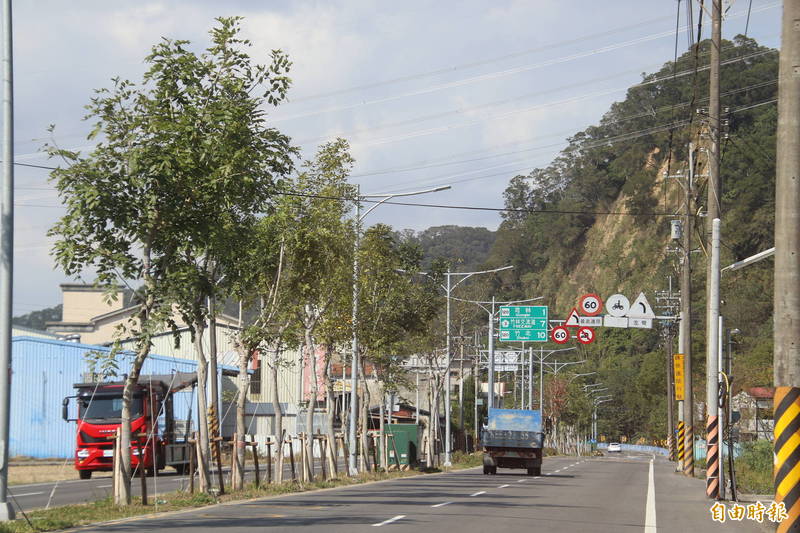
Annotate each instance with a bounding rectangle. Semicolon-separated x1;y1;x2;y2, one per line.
10;336;225;459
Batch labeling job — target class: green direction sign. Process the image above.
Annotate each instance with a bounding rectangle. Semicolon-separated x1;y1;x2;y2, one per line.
498;305;548;342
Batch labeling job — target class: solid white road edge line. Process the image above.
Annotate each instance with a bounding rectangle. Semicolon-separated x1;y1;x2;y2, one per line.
644;458;656;533
373;515;406;527
470;491;486;497
10;492;44;497
431;502;452;508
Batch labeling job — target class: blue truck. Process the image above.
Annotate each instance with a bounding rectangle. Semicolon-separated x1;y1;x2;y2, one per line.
481;408;544;475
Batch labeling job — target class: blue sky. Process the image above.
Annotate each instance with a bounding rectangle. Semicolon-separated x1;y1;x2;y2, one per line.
10;0;782;315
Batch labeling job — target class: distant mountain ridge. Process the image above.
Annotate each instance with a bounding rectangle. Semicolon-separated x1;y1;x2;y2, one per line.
398;225;496;272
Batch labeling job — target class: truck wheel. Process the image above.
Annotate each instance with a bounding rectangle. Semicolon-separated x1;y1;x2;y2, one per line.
79;470;92;480
529;466;541;476
173;464;187;475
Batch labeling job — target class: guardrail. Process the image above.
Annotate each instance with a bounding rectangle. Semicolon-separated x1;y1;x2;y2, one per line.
597;442;669;456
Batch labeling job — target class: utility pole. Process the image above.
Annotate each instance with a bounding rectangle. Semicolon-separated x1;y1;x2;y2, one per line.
682;143;695;478
704;0;722;500
773;1;800;528
0;0;12;520
706;219;721;499
656;277;680;461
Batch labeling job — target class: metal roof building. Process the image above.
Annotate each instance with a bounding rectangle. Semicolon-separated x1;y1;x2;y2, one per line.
10;336;233;459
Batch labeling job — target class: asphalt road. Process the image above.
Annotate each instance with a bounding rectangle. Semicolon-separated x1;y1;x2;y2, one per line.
62;453;767;533
9;458;344;512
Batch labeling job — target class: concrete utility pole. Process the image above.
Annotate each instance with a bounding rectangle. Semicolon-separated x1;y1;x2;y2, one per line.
681;144;695;477
773;1;800;528
703;0;722;499
705;219;721;499
0;0;12;520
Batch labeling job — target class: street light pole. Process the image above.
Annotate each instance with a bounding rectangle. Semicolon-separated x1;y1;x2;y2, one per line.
347;185;450;475
347;188;362;476
488;297;495;409
0;0;12;520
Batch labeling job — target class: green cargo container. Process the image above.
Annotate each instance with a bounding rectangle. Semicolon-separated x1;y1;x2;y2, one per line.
383;423;420;466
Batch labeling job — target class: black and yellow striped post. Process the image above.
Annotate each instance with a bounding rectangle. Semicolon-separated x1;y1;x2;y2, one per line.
683;425;694;476
774;387;800;532
676;421;685;466
705;415;720;498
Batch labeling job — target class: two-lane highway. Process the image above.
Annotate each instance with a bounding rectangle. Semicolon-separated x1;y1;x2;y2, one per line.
68;453;764;532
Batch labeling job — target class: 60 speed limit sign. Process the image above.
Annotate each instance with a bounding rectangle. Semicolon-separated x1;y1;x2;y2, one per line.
551;326;570;344
579;293;603;316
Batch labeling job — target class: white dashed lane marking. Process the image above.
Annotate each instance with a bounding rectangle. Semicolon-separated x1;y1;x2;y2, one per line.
373;515;406;527
470;491;486;497
431;502;452;508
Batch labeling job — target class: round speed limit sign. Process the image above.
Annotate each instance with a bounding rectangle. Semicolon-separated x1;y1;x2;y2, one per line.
579;293;603;317
551;326;570;344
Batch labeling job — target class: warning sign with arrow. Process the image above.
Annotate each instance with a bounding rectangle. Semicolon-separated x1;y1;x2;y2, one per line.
564;308;581;328
627;292;655;319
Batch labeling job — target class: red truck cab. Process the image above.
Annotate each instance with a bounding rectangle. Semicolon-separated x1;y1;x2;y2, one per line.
63;374;195;479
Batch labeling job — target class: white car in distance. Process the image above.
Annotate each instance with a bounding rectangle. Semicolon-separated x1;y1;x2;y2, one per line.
607;442;622;453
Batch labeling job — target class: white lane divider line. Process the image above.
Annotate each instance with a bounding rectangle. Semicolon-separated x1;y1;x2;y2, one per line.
431;502;452;508
498;484;510;488
644;458;656;533
470;491;486;497
10;492;44;497
373;515;406;527
517;479;526;483
97;484;112;488
534;476;541;479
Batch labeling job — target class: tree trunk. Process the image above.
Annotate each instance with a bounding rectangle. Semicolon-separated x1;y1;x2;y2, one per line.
323;347;336;456
426;373;434;468
117;342;150;505
193;323;212;492
270;344;284;483
115;243;156;506
359;358;370;472
233;343;249;491
379;395;386;470
303;314;317;478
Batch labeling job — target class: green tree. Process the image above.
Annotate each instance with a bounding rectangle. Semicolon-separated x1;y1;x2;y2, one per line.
280;139;355;474
48;17;294;502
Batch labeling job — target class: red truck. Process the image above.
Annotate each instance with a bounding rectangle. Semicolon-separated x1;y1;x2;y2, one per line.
62;373;195;479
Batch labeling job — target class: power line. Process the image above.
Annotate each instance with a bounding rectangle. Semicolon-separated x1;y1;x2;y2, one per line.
13;96;779;201
298;49;776;148
287;13;684;104
280;1;776;115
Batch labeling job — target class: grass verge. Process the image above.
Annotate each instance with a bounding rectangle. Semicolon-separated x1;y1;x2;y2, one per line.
0;453;483;533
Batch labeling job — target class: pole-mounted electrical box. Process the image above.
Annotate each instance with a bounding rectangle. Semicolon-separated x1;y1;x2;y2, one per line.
671;220;683;240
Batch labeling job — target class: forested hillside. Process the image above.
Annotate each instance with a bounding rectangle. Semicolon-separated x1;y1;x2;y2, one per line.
12;305;62;331
400;225;496;272
443;36;777;441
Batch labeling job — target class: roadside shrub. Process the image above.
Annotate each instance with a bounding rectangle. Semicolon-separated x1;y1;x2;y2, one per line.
735;440;773;494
